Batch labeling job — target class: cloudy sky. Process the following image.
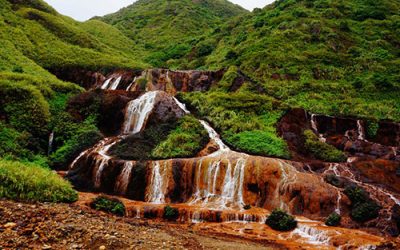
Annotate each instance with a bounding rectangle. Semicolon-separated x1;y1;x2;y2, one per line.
43;0;274;21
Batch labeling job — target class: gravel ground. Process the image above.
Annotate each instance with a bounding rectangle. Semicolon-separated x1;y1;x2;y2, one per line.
0;199;274;250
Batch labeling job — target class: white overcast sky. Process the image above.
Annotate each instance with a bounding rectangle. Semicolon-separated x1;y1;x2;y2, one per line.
43;0;274;21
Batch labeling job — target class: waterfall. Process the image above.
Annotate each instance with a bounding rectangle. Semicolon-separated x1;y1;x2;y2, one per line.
122;91;158;134
191;157;247;209
93;157;109;189
290;224;331;246
101;78;112;89
199;120;230;152
48;131;54;155
335;191;342;215
310;114;326;142
109;76;122;90
173;97;190;114
221;158;247;208
146;161;166;204
357;120;365;141
114;162;134;194
126;76;137;91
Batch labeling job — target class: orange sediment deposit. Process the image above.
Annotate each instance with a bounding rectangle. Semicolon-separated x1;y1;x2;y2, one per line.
76;192;392;249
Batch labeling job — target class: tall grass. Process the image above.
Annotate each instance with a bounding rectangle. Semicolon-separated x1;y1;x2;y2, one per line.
0;160;77;202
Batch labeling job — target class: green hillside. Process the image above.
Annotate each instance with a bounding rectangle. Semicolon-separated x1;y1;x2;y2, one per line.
99;0;247;68
0;0;146;172
173;0;400;122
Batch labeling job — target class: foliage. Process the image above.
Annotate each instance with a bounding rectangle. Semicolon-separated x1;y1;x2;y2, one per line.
163;205;179;221
0;160;77;202
91;196;125;216
99;0;246;68
303;130;346;162
265;209;297;231
344;186;381;222
325;212;341;226
50;117;102;169
152;116;209;159
178;91;290;158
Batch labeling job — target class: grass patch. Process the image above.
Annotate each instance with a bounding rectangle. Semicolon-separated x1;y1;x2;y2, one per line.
303;130;346;162
152;116;209;159
0;160;77;202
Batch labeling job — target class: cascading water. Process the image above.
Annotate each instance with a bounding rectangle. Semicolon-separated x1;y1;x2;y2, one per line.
114;162;134;194
93;158;109;188
290;224;332;246
199;120;230;153
122;91;158;134
146;161;166;204
48;132;54;155
220;158;247;209
101;78;112;89
109;76;122;90
126;76;137;91
357;120;366;141
310;114;326;143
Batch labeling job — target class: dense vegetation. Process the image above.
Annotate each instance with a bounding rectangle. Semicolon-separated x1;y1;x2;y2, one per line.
345;186;381;222
265;209;297;231
178;88;290;158
125;0;400;123
0;160;77;202
303;130;347;162
99;0;247;68
109;115;208;160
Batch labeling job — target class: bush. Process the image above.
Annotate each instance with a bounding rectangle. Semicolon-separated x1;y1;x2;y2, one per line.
344;186;381;222
151;115;209;159
163;205;179;221
0;160;77;202
91;196;125;216
325;212;341;226
50;119;102;169
350;201;380;222
265;209;297;231
303;130;346;162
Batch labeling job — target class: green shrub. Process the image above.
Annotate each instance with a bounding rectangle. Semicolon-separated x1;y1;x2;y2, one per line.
366;121;379;138
0;160;77;202
325;212;341;226
0;80;50;137
0;122;32;159
151;115;209;159
163;205;179;221
350;201;380;222
91;196;125;216
265;209;297;231
344;186;381;222
50;118;102;169
303;130;346;162
225;130;290;158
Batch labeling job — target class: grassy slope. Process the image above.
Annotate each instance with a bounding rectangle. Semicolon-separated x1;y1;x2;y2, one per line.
0;0;148;194
198;0;400;121
99;0;247;68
